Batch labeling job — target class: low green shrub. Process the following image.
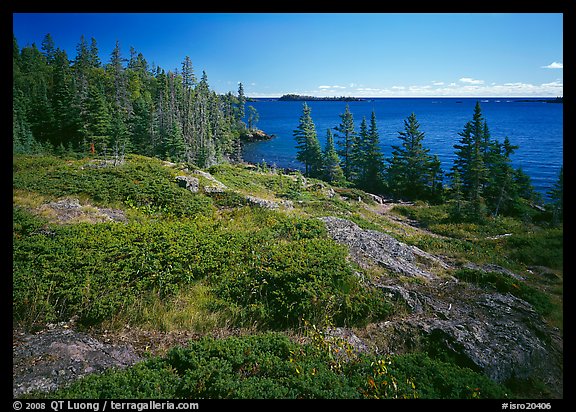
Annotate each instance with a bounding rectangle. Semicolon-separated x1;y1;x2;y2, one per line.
211;238;392;329
36;333;508;399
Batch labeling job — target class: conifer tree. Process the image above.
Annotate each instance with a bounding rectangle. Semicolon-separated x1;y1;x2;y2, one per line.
356;111;385;193
293;103;323;177
547;166;563;224
333;104;356;180
451;102;488;217
322;129;345;185
387;112;436;200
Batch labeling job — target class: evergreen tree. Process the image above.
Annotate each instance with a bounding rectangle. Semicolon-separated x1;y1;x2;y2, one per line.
293;103;323;177
165;120;186;162
356;111;385;193
13;33;249;168
247;105;259;130
181;56;196;89
349;116;368;183
451;102;488;217
83;84;111;153
40;33;56;64
236;82;246;127
547;166;563;224
387;112;437;200
484;136;518;217
333;104;356;180
322;129;345;185
428;154;444;202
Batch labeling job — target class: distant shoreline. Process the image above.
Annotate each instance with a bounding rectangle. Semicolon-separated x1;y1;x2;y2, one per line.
277;94;365;102
248;96;562;103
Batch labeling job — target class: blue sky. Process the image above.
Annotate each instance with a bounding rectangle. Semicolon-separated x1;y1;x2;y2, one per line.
13;13;563;97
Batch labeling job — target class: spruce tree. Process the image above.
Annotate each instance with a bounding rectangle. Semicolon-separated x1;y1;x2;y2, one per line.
547;166;563;224
387;112;436;200
333;104;356;180
322;129;345;185
357;111;385;193
451;102;488;217
293;103;323;177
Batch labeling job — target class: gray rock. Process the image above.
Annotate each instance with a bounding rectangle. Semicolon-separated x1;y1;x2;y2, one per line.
317;216;562;397
13;327;140;397
245;195;294;210
366;278;563;397
175;175;199;193
319;216;436;279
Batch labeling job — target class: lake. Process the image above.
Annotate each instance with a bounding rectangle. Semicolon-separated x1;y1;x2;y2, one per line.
242;98;563;198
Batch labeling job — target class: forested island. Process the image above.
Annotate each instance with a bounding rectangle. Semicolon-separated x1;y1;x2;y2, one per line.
12;33;563;400
514;97;563;104
279;94;365;101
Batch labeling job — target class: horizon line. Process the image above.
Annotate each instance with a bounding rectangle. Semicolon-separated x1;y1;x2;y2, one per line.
246;95;563;99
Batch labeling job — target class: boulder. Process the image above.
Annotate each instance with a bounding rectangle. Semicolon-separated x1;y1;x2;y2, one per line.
175;175;199;193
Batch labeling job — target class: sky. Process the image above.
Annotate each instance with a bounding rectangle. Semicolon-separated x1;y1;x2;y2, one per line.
12;13;564;98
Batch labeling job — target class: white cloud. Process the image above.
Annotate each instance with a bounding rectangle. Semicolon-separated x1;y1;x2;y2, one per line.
459;77;485;85
318;85;346;89
432;81;445;86
541;62;563;69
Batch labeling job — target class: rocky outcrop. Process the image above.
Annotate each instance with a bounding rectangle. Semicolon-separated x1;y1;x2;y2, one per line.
240;129;275;142
245;195;293;210
192;170;227;193
319;216;439;279
367;278;563;397
319;216;563;398
38;198;127;224
13;325;140;397
175;175;199;193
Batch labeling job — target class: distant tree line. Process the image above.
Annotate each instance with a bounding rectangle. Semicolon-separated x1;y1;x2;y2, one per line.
13;33;249;167
293;102;563;222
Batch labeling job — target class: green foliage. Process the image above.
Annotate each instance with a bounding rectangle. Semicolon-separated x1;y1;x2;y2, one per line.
37;332;508;399
293;103;323;178
387;112;440;201
210;238;392;329
13;155;392;330
13;34;242;163
13;154;215;218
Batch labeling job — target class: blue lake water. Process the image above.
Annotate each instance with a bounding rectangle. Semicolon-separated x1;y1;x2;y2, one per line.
242;98;563;198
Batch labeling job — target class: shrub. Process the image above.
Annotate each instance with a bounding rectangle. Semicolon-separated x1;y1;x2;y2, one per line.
37;333;508;399
211;238;392;329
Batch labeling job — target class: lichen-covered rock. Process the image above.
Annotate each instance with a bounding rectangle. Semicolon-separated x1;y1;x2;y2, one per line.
319;216;437;279
13;326;140;397
318;216;562;398
365;278;563;398
175;175;199;193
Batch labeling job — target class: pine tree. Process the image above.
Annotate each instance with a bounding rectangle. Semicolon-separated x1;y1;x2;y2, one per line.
547;166;563;224
333;104;356;180
322;129;345;185
387;112;436;200
293;103;323;177
357;111;385;193
236;82;246;127
451;102;488;217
